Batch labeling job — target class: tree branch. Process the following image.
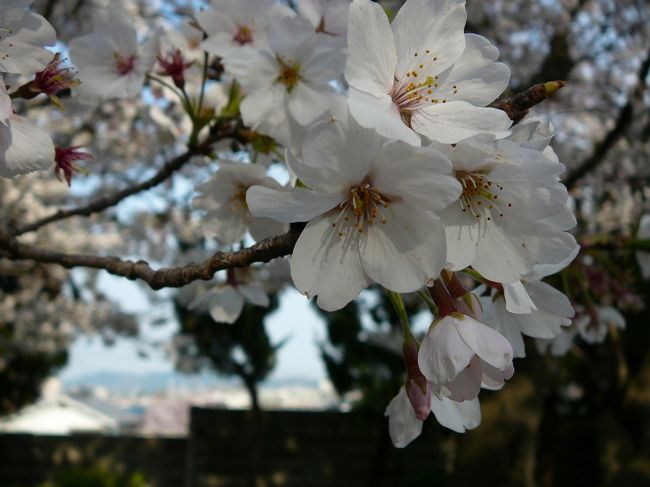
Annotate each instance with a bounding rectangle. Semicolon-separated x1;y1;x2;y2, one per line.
13;123;239;236
565;47;650;190
0;225;303;290
494;80;566;123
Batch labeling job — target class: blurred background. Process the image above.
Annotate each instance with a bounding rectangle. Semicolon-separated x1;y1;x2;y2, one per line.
1;0;650;486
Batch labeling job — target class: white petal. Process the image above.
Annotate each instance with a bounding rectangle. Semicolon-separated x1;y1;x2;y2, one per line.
248;217;288;242
431;395;481;433
371;142;460;214
246;185;341;223
418;316;474;384
361;205;446;292
385;387;423;448
290;213;371;311
503;281;537;314
0;115;54;178
391;0;467;78
413;101;512;144
433;33;510;106
209;287;245;324
455;314;513;371
346;0;396;97
347;88;421;146
288;82;335;125
444;357;482;401
238;284;270;307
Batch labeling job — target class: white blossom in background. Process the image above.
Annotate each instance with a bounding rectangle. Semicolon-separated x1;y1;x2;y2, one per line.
385;386;480;447
247;105;461;311
576;306;626;344
69;10;158;103
346;0;511;146
188;269;270;324
0;78;54;178
193;161;287;246
418;313;514;401
0;0;56;77
198;0;293;58
299;0;350;41
223;16;346;145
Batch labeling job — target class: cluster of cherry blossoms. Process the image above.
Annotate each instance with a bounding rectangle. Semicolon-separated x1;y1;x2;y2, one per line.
7;0;649;450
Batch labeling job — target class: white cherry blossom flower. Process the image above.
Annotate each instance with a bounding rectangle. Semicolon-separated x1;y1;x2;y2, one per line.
223;16;346;143
418;312;514;401
69;10;158;103
188;269;269;324
346;0;511;146
246;105;461;311
0;0;56;77
437;133;572;284
576;306;625;344
0;78;54;178
193;161;287;246
198;0;293;58
385;386;480;447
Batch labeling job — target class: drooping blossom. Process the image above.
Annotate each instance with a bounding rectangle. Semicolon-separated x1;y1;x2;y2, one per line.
418;312;514;401
193;161;287;246
385;386;481;447
0;0;56;77
198;0;293;58
575;305;626;344
188;268;269;324
345;0;511;146
223;16;346;144
246;104;461;311
69;10;158;103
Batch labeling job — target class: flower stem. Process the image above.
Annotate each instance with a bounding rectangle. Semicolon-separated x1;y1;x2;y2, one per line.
385;289;414;342
428;278;457;317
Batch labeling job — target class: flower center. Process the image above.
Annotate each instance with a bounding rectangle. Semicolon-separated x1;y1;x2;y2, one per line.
114;52;136;75
331;181;391;236
230;185;248;212
389;50;459;126
233;24;253;46
456;170;510;221
277;57;302;92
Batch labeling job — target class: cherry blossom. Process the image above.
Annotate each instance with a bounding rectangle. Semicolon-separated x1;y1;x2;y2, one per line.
346;0;511;146
198;0;293;58
193;161;287;246
418;312;514;401
69;10;158;102
299;0;350;41
223;16;346;144
246;105;461;311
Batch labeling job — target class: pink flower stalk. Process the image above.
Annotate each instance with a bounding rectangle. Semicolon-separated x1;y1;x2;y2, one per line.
402;339;431;421
54;146;93;186
157;48;194;89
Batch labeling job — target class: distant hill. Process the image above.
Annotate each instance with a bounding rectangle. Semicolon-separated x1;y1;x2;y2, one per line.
62;371;321;394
